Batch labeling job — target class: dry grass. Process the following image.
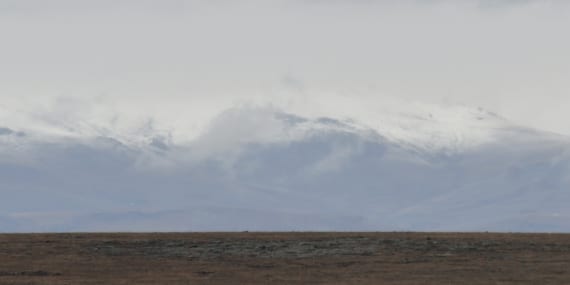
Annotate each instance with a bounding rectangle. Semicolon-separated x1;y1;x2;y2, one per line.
1;232;570;284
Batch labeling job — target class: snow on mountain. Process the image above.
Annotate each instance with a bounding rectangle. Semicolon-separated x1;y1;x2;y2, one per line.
1;102;569;232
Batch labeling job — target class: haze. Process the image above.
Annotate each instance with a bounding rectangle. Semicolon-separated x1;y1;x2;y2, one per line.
1;0;569;135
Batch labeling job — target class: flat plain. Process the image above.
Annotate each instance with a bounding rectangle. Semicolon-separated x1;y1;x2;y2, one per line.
1;232;570;284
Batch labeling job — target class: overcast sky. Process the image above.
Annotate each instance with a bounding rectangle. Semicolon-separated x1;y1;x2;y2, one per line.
1;0;569;135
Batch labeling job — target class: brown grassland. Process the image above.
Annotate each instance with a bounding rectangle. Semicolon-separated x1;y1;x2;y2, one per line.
1;232;570;284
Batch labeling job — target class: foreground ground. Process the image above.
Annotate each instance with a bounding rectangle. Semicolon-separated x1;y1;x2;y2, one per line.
1;232;570;284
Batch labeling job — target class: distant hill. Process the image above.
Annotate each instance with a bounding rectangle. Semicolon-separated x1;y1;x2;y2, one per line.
1;104;569;232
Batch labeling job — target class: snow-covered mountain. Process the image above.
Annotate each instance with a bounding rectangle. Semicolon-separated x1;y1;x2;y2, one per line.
1;103;570;232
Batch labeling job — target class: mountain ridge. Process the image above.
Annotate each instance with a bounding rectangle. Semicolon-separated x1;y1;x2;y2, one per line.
1;104;569;232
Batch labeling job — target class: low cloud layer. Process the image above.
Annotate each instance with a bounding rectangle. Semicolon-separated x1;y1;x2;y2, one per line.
1;0;570;134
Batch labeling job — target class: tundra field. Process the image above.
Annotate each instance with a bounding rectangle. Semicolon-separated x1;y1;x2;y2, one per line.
1;232;570;284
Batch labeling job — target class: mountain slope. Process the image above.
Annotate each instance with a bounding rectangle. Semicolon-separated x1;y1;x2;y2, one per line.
1;105;569;232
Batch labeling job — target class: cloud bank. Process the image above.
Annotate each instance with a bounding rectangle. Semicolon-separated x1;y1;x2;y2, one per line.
1;0;570;134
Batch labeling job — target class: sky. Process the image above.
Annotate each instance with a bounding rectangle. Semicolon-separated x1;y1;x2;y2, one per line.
1;0;570;135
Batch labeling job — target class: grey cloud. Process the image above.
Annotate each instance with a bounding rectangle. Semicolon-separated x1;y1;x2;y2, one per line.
2;0;569;135
0;127;14;135
0;127;25;137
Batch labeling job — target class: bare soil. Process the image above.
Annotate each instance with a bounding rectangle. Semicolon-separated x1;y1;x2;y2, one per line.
1;232;570;284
